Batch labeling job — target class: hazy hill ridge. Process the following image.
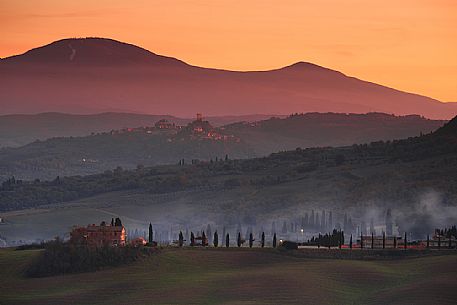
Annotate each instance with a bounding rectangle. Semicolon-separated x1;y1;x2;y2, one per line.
0;112;282;148
0;112;446;181
1;115;456;213
1;38;456;119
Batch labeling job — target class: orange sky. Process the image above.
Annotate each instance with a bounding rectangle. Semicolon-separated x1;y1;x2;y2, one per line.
1;0;456;102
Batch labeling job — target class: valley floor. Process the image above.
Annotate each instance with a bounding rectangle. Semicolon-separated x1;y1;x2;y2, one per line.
1;247;456;305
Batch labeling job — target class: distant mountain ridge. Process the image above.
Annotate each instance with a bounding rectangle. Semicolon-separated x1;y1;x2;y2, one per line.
2;38;187;66
1;37;456;119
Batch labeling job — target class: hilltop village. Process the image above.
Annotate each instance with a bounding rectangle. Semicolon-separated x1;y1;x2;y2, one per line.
108;113;240;143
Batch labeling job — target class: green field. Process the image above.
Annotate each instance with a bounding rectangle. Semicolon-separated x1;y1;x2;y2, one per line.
1;248;456;305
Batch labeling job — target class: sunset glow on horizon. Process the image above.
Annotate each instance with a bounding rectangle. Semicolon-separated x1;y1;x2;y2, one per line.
1;0;456;102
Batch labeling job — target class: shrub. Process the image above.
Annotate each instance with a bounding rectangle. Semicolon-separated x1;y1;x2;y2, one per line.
25;239;153;277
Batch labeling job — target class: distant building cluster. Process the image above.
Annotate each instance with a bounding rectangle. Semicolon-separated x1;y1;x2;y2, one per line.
183;113;239;142
103;113;240;143
155;119;176;130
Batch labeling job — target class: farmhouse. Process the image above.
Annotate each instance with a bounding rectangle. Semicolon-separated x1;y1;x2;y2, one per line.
194;234;209;246
70;221;126;247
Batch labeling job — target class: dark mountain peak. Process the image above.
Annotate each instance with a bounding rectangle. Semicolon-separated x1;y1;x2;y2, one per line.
278;61;345;76
2;37;187;66
288;61;324;69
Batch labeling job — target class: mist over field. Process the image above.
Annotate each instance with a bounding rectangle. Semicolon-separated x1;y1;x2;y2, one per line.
1;4;457;305
2;182;456;246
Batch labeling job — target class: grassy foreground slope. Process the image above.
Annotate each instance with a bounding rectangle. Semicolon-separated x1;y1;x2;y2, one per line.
1;248;456;305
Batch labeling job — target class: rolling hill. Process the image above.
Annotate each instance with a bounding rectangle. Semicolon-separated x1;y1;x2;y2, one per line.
1;248;456;305
0;116;456;243
1;38;456;119
0;113;446;181
224;112;446;155
0;112;281;148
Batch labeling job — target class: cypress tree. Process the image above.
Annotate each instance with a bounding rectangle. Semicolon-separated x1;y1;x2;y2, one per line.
214;231;218;248
371;232;374;249
426;234;430;248
393;236;397;249
114;217;122;227
179;231;184;247
349;234;353;249
111;218;114;226
261;232;265;248
148;223;153;244
328;211;333;230
237;232;242;247
382;232;385;249
202;231;207;247
225;233;230;248
404;232;407;249
249;232;253;248
273;233;277;248
226;233;230;248
190;232;195;247
438;235;441;249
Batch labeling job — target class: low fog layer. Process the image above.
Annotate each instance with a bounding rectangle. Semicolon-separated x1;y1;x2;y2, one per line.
2;189;455;247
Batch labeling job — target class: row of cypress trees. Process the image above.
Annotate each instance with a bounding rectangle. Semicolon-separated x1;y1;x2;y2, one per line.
148;222;454;250
178;230;276;248
148;222;278;248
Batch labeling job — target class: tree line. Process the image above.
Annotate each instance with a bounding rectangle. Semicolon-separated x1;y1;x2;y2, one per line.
148;224;276;248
